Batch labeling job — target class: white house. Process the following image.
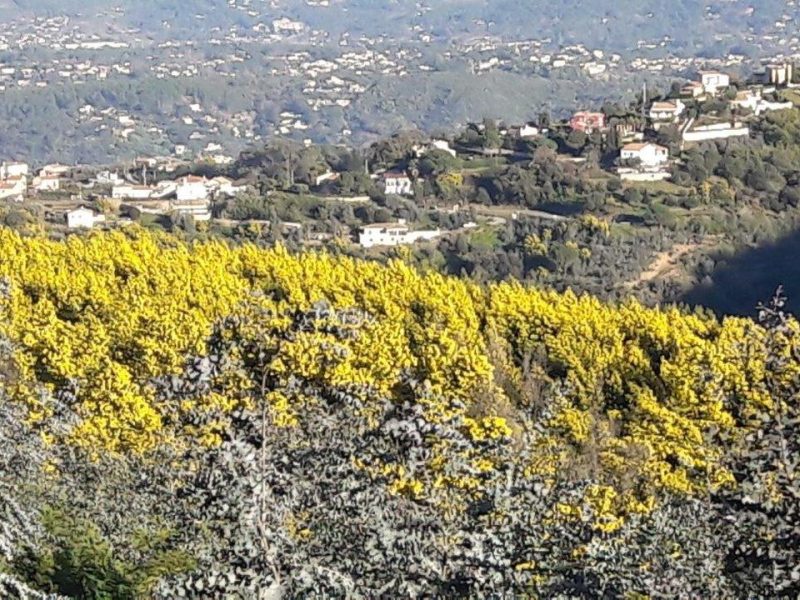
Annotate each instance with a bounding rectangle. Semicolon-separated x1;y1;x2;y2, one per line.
66;207;105;229
0;177;25;201
135;156;158;169
209;176;246;197
649;99;685;122
33;175;61;192
4;174;26;190
152;181;178;198
731;89;793;115
413;140;457;159
382;172;413;196
39;164;71;177
620;143;669;168
272;17;305;34
360;222;409;248
156;158;184;173
430;139;457;157
699;71;730;95
94;170;124;186
681;81;705;98
315;171;340;186
176;176;209;202
731;90;760;112
0;162;28;180
359;220;441;248
517;123;540;138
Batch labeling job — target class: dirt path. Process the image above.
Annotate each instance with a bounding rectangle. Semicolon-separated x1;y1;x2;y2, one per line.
468;203;571;222
626;240;713;288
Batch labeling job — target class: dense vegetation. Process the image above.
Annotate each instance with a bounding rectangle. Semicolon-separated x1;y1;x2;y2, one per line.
0;228;799;597
11;95;800;317
197;101;800;314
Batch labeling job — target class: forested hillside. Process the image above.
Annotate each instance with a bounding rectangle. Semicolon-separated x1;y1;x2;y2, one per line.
0;228;798;597
0;0;796;163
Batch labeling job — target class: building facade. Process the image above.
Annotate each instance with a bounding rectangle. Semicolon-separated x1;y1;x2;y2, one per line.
699;71;731;95
176;176;209;202
66;207;105;229
359;220;441;248
569;111;606;133
383;172;414;196
649;100;685;122
620;143;669;168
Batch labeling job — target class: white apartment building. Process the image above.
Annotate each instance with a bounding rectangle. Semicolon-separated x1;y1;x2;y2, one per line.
382;172;413;196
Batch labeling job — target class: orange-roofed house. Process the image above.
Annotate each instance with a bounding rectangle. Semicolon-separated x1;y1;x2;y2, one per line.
569;111;606;133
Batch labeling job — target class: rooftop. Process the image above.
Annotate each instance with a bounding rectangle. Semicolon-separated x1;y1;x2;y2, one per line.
622;142;666;151
362;222;409;230
651;101;680;110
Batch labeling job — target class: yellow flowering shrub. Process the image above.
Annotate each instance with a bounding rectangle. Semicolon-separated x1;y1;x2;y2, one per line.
484;281;784;518
0;228;249;452
0;226;789;527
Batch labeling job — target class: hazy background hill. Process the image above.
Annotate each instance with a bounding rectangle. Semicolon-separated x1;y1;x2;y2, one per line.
0;0;795;165
0;0;792;48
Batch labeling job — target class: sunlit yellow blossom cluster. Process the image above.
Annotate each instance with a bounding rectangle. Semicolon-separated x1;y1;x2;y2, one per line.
0;227;788;525
0;228;249;452
486;282;777;505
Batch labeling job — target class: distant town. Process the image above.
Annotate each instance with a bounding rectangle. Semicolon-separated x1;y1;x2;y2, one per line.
2;58;798;254
3;0;800;164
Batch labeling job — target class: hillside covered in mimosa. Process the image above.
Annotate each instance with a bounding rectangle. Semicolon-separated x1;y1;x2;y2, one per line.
0;227;798;598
